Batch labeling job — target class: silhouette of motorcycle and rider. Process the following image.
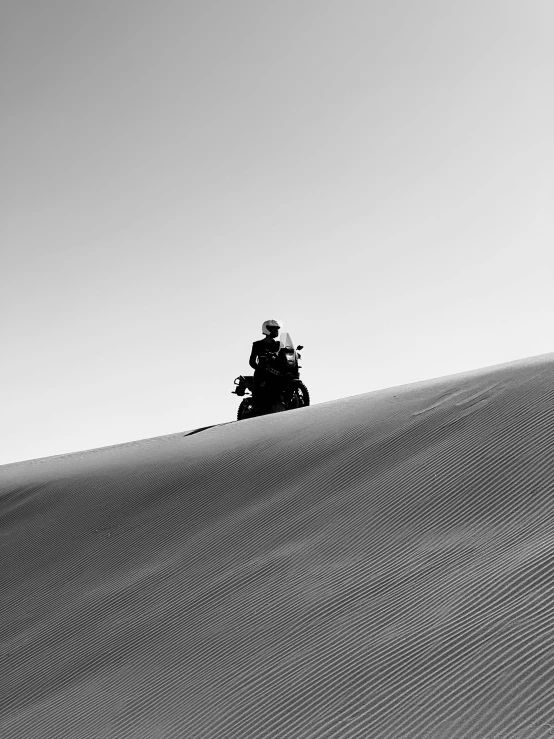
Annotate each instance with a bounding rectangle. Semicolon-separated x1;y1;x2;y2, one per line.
232;320;310;421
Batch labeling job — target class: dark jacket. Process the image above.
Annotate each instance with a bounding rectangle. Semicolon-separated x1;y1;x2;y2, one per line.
249;338;280;371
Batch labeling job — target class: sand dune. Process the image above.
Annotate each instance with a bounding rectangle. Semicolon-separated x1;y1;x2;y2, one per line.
2;353;554;738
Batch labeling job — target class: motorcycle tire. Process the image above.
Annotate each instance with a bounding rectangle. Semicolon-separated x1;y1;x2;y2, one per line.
237;398;256;420
288;382;310;409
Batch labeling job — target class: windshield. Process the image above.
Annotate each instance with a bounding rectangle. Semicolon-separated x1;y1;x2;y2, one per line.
279;331;294;350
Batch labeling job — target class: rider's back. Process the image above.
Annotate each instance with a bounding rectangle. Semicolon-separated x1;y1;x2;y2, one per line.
249;338;280;371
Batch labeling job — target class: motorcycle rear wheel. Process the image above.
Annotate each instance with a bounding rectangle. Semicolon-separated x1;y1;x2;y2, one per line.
237;398;256;420
288;382;310;409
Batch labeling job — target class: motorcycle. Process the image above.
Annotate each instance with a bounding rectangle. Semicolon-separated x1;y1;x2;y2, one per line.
232;332;310;420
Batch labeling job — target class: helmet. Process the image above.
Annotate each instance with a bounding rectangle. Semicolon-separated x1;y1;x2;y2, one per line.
262;319;281;335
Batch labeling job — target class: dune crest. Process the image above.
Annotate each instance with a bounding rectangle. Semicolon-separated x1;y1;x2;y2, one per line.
2;353;554;738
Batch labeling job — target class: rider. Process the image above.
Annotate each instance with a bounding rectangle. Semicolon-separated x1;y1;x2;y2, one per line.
250;319;281;406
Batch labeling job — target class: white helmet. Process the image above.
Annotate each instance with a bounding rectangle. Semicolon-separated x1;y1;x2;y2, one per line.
262;319;281;335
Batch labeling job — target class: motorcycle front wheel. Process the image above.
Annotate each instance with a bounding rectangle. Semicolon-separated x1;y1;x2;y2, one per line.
287;382;310;409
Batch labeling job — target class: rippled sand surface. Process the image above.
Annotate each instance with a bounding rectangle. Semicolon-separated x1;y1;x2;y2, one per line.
2;354;553;738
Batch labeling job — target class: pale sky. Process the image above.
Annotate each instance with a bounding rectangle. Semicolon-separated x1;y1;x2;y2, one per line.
2;0;553;465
